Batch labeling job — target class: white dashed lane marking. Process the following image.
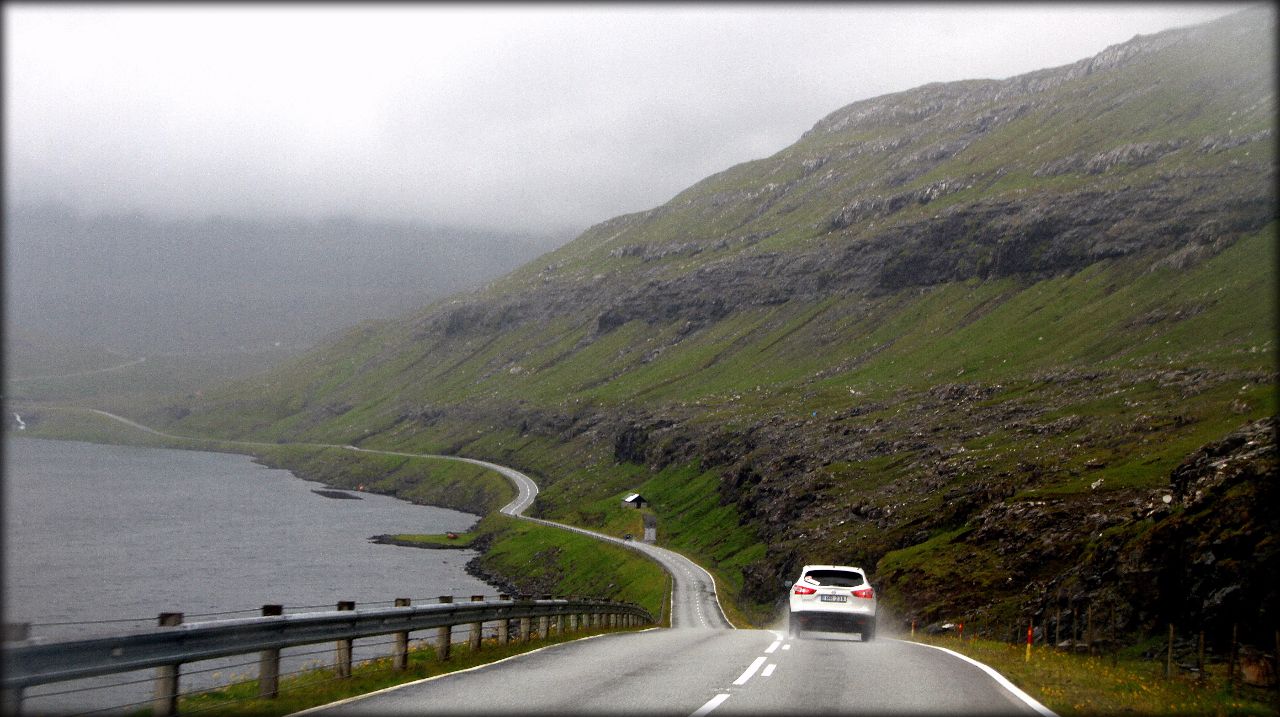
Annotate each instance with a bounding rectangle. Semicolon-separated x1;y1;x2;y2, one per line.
690;693;730;717
732;656;767;686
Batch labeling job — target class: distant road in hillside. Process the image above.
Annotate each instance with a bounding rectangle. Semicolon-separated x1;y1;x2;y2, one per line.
8;357;148;381
343;445;730;628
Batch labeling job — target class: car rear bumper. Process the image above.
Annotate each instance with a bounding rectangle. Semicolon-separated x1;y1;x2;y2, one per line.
790;609;875;632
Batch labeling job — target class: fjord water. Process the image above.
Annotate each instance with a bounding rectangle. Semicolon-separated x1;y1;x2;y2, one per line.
4;437;496;711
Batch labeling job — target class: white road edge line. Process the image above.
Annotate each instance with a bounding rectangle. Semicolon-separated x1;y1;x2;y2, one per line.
732;656;768;686
690;693;731;717
901;641;1058;717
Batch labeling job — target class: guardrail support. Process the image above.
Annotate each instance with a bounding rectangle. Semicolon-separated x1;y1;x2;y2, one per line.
2;623;29;715
538;596;553;639
393;598;411;671
335;601;355;678
259;605;283;698
153;612;183;717
469;596;484;651
436;597;453;660
518;595;532;643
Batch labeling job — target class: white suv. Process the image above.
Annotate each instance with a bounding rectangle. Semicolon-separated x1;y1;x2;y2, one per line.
787;564;877;640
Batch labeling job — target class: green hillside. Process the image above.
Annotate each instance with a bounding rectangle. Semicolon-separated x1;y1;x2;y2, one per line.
24;8;1276;639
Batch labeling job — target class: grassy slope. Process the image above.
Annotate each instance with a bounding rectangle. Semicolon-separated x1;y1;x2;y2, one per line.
17;11;1274;633
127;225;1274;625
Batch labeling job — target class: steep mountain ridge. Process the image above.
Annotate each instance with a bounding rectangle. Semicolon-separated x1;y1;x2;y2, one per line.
130;8;1276;637
404;6;1271;344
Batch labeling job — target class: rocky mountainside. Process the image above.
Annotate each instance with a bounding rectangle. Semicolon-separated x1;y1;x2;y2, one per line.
137;8;1275;641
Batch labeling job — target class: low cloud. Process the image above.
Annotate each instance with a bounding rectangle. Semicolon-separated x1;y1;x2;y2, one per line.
4;4;1245;235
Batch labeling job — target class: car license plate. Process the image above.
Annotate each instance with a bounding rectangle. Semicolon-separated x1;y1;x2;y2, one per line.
820;595;847;603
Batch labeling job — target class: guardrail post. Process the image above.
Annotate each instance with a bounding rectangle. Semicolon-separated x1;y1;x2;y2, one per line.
518;595;532;643
154;612;183;717
393;598;411;671
259;605;283;698
436;596;453;660
335;601;355;678
469;596;484;651
2;623;30;715
538;595;552;639
498;594;511;644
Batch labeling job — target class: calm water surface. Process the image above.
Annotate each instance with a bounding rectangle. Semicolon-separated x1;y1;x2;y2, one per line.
4;437;498;712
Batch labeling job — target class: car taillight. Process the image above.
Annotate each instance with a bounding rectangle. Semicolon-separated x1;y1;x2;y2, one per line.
793;584;817;595
852;588;874;599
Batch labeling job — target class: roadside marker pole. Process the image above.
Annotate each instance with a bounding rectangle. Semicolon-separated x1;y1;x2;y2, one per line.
1025;622;1033;662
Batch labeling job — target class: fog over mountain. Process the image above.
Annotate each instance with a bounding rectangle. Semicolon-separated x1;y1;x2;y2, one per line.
6;4;1243;233
4;205;562;355
2;4;1247;360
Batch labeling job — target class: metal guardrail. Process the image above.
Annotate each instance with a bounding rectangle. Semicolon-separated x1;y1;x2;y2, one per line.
2;596;653;714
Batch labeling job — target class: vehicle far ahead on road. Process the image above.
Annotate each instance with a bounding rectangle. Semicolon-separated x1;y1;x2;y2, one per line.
787;564;877;640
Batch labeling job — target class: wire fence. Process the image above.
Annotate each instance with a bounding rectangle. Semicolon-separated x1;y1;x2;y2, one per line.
912;610;1280;694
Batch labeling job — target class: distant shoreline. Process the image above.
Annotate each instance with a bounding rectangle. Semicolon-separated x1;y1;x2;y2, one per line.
368;534;471;549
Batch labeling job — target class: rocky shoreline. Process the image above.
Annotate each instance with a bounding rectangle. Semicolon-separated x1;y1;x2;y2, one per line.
368;533;469;549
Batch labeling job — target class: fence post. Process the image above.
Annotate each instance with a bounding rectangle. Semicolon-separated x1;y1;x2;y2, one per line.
1228;623;1238;688
258;605;283;698
1109;602;1118;667
436;596;453;660
393;598;412;671
153;612;183;717
498;595;511;644
469;596;484;651
1197;629;1205;679
1055;590;1062;648
1086;604;1094;656
1273;631;1279;711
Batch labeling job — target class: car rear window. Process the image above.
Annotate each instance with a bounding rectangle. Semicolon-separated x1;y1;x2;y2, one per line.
803;570;865;587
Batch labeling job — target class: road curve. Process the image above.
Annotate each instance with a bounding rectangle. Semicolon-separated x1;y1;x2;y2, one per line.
346;446;731;629
73;410;730;628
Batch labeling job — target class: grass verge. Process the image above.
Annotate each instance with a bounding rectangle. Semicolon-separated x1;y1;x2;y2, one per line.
912;634;1278;716
174;626;646;717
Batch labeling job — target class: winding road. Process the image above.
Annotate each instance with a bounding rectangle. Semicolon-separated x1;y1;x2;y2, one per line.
63;409;1054;715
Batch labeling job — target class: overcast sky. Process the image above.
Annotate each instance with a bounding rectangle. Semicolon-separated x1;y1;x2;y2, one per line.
4;3;1248;236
